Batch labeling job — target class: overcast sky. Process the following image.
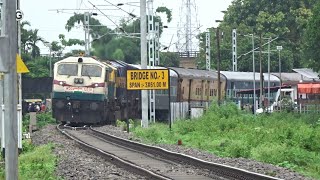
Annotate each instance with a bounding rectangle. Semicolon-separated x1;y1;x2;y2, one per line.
20;0;233;54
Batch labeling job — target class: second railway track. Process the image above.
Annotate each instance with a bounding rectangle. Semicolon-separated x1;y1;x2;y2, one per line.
57;124;281;180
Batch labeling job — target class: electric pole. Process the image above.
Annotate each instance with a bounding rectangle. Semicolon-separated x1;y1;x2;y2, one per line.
216;28;221;105
259;34;263;110
205;31;210;70
0;0;18;179
140;0;148;128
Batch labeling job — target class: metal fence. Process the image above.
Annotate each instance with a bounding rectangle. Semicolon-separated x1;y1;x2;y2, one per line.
170;101;211;122
298;104;320;114
170;102;189;123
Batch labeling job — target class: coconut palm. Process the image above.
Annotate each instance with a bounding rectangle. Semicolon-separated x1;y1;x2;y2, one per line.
27;29;45;58
20;21;32;54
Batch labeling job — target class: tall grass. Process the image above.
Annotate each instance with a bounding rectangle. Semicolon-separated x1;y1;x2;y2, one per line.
132;103;320;179
0;141;59;180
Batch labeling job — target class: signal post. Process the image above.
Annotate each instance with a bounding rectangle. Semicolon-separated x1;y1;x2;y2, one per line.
0;0;18;179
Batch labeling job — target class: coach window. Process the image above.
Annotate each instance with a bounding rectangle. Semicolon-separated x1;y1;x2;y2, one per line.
58;64;78;76
209;89;213;96
82;65;102;77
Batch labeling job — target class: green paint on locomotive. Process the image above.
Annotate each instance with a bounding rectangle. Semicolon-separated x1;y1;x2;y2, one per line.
52;92;105;101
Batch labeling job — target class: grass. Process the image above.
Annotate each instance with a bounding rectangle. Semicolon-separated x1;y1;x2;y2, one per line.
0;141;59;180
0;112;59;179
131;103;320;179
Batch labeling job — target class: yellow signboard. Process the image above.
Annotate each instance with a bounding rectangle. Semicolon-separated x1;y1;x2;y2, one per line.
126;69;169;90
16;54;29;73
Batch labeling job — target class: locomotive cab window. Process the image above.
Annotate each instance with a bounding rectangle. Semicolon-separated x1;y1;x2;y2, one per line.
57;64;78;76
82;65;102;77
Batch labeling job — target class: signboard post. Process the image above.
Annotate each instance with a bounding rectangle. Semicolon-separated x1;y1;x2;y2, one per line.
126;69;170;128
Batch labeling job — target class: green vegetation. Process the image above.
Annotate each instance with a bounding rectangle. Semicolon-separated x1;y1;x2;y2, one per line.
22;112;56;132
0;113;60;179
0;141;58;180
131;103;320;179
197;0;318;72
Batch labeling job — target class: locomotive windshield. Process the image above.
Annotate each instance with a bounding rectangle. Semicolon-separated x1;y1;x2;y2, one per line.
81;65;102;77
57;64;78;76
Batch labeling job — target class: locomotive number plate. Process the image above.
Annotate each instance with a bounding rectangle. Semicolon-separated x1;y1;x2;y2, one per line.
64;86;94;93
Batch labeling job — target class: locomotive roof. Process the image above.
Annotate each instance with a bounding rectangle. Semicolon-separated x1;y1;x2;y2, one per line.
56;56;106;67
129;64;178;77
107;60;137;69
220;71;280;82
169;67;223;80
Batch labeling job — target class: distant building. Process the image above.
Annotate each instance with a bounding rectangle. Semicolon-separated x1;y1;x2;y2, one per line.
178;51;199;69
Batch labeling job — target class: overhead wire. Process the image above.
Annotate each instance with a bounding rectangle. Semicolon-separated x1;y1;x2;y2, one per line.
88;1;129;36
103;0;137;18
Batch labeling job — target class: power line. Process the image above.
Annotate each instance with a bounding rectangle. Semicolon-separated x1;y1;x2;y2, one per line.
103;0;137;18
88;1;128;35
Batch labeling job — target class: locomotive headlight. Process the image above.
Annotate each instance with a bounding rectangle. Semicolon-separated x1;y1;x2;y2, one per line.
94;83;99;87
59;81;64;85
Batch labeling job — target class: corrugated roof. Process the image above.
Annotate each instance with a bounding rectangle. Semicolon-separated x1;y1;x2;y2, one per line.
169;67;224;80
293;68;319;79
271;72;314;83
220;71;280;82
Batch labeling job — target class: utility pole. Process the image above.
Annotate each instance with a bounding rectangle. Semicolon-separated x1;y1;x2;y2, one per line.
232;29;237;71
0;0;4;144
267;37;271;112
17;0;22;152
147;0;155;123
216;27;221;105
277;45;283;111
84;12;90;56
205;31;210;70
252;34;256;114
0;0;18;179
259;34;263;110
140;0;148;128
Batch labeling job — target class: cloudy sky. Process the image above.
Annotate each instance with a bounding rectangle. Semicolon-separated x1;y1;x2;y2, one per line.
20;0;233;54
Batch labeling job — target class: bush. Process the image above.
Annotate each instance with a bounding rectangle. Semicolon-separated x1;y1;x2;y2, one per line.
36;112;56;128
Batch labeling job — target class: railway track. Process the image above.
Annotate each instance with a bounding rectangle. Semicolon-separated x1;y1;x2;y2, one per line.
57;124;281;180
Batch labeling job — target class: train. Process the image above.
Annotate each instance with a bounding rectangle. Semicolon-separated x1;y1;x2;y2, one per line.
52;56;228;124
52;55;303;124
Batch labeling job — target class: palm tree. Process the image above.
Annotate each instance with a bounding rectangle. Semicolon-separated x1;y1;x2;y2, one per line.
27;29;45;58
20;21;32;54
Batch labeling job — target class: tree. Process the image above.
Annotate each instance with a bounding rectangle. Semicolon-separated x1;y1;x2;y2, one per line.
65;8;171;64
304;1;320;72
198;0;315;72
20;21;32;54
24;57;50;78
159;52;180;67
48;34;85;58
112;49;125;60
28;29;45;58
